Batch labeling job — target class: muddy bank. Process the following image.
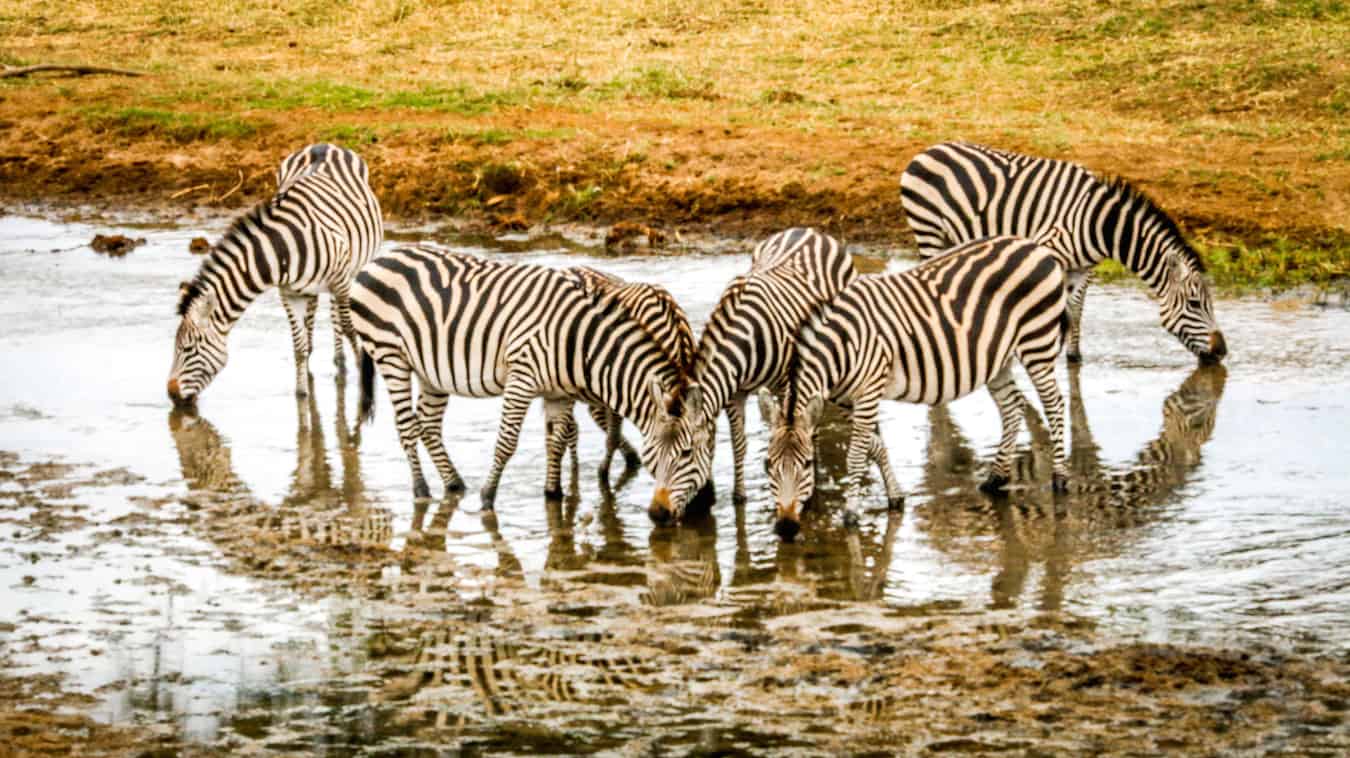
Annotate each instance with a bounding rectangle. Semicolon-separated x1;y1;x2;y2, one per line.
3;107;1348;263
4;451;1349;756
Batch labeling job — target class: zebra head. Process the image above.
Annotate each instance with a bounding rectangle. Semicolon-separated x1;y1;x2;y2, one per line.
763;393;824;542
645;379;716;526
168;281;228;408
1160;256;1226;364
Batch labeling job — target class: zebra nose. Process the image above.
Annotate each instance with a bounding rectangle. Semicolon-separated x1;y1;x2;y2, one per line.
1210;331;1227;360
167;378;181;400
648;489;675;526
774;514;801;543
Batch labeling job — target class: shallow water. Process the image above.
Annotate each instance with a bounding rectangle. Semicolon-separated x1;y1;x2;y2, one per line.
2;212;1349;753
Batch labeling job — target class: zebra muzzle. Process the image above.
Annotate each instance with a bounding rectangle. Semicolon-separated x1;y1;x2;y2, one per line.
1201;331;1228;364
648;489;676;526
774;500;802;542
167;378;196;409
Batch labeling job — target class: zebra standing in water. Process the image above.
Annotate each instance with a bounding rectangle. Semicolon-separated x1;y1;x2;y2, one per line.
557;267;696;484
764;235;1072;542
900;141;1226;363
168;144;383;407
645;227;860;525
350;245;683;508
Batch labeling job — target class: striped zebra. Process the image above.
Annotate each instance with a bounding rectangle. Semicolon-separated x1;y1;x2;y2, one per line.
900;141;1226;364
556;267;696;484
645;227;859;526
168;143;383;407
350;245;682;508
764;235;1072;541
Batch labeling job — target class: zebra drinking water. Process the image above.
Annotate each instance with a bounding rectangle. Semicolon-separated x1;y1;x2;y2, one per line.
900;141;1226;364
764;235;1072;542
350;245;683;509
645;227;860;525
167;144;383;408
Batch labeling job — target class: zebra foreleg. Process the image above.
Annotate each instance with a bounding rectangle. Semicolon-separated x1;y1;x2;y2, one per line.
1023;358;1070;493
417;389;466;496
382;358;431;502
868;427;904;511
281;291;318;399
480;375;540;510
330;297;347;377
841;393;883;531
331;283;362;381
726;395;748;506
980;366;1025;494
1065;271;1093;363
543;399;577;501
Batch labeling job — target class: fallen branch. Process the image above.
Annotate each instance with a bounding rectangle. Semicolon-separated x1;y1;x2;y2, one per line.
215;169;245;203
170;184;210;200
1;64;146;79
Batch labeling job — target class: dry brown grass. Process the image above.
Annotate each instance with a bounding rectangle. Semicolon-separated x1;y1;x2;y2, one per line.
1;0;1347;283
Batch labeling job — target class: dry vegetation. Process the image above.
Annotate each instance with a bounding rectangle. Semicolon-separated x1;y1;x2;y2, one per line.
1;0;1347;286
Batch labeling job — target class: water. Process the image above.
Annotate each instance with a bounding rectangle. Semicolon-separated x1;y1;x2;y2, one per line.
2;212;1349;753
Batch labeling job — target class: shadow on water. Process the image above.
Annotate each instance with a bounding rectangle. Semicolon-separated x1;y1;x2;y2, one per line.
916;364;1228;611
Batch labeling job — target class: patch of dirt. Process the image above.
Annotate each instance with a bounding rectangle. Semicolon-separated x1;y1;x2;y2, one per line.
88;234;145;257
0;94;1345;254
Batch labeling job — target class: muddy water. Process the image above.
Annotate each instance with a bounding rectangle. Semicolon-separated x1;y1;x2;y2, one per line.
3;212;1350;754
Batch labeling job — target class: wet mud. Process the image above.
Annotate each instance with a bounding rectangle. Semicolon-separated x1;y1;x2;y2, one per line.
3;213;1350;754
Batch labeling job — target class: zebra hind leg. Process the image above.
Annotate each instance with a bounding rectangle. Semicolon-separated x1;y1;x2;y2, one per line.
382;358;431;501
480;373;540;510
417;389;466;496
330;297;346;377
281;292;319;399
868;427;904;511
727;396;748;506
543;400;577;501
980;366;1024;495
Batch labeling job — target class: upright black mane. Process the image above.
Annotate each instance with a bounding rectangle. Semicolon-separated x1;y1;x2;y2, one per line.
1101;175;1205;273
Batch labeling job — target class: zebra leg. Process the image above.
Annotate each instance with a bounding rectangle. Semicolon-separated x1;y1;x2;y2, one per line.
726;395;748;506
1024;358;1070;493
1065;271;1092;363
542;399;576;501
868;427;904;511
480;375;539;510
330;283;363;379
330;297;346;376
842;394;882;531
280;291;318;398
381;357;430;501
980;366;1024;494
416;389;466;495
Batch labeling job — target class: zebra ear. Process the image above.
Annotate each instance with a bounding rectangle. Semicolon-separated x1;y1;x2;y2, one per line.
647;377;669;419
188;289;216;327
757;389;779;427
801;396;825;429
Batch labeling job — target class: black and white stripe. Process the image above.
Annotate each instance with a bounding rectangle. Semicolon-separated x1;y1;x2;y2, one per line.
900;141;1226;363
765;235;1072;541
350;245;682;509
645;227;859;524
168;143;383;407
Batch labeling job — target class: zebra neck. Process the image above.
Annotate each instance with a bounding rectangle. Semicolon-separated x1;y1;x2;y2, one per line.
193;242;274;331
783;353;832;427
688;346;744;420
1076;183;1188;298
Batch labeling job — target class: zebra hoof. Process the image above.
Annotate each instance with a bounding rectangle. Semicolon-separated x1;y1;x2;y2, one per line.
1052;473;1069;494
979;474;1010;494
480;486;497;511
622;450;642;470
842;511;861;532
732;491;747;508
774;517;801;543
413;479;431;501
446;479;467;494
887;495;905;512
597;465;610;485
543;487;564;501
1066;351;1083;364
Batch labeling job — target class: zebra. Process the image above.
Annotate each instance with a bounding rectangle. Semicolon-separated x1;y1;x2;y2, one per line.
555;267;696;484
350;245;683;508
167;143;383;409
645;227;859;526
900;141;1226;364
764;235;1072;542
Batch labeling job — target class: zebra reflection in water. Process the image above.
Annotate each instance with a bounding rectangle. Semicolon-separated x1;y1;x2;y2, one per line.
916;364;1227;611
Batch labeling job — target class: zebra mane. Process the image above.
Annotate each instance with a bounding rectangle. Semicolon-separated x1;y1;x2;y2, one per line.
177;197;280;316
1100;174;1205;273
677;275;750;412
569;267;694;378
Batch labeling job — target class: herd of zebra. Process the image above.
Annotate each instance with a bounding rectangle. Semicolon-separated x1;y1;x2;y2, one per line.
167;141;1226;542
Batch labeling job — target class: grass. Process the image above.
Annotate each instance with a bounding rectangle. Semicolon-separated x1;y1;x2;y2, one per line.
2;0;1347;289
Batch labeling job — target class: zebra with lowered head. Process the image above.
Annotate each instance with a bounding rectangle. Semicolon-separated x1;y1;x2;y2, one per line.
900;141;1225;364
168;143;383;408
350;245;684;509
645;227;861;526
764;235;1072;542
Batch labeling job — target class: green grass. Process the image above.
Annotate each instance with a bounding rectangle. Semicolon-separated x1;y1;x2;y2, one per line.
82;107;262;142
1094;234;1350;292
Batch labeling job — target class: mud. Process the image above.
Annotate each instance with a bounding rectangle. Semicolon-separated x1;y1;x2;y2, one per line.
3;212;1350;754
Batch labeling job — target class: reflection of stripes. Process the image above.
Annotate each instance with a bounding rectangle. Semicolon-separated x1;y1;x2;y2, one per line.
900;141;1223;361
640;559;719;606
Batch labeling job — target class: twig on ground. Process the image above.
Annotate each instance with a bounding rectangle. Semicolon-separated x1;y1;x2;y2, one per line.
170;184;211;200
215;170;245;203
1;64;146;79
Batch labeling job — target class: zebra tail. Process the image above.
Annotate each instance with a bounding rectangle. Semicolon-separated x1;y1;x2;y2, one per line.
357;346;377;426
